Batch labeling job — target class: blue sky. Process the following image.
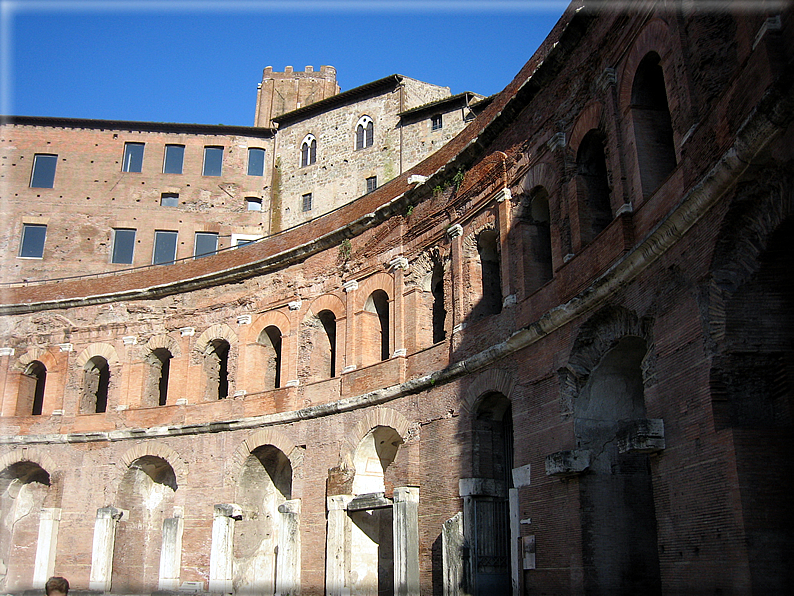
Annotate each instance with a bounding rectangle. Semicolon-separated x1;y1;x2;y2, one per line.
2;1;568;126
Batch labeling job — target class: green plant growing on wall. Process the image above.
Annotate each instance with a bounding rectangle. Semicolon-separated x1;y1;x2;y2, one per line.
406;205;414;217
339;238;352;262
453;169;465;190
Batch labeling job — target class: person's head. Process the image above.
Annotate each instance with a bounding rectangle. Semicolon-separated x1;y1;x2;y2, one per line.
45;576;69;596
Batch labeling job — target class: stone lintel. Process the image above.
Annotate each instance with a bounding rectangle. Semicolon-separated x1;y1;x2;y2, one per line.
347;492;392;511
616;418;665;454
545;449;592;476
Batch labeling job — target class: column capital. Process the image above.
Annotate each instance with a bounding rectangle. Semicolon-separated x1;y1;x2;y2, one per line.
446;224;464;239
343;280;359;293
388;256;409;271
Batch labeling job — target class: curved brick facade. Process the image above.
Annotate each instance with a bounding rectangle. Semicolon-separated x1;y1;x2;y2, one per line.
2;2;794;595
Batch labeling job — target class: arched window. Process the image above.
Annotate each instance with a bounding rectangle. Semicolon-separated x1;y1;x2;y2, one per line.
576;129;613;242
355;116;374;150
522;186;554;294
146;348;172;407
300;134;317;167
363;290;390;364
477;230;502;319
431;259;447;343
259;326;283;390
204;339;230;400
318;310;337;378
20;360;47;416
632;52;677;198
83;356;110;413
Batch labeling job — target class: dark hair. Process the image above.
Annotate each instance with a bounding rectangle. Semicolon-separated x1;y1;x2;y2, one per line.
45;577;69;595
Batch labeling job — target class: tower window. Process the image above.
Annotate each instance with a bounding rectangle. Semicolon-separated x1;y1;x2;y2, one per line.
122;142;144;173
301;135;317;167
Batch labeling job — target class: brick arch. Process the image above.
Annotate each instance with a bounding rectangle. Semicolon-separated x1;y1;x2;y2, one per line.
341;407;411;461
569;100;605;157
461;369;517;416
619;18;674;112
706;174;794;349
558;305;655;414
522;161;559;196
355;272;394;312
461;221;498;260
249;310;292;342
117;442;188;484
76;343;120;367
0;449;58;477
306;293;345;320
16;348;58;372
145;334;181;358
229;428;298;483
195;323;237;353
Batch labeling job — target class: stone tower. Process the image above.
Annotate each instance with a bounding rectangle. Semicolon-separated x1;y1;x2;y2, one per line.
254;65;340;128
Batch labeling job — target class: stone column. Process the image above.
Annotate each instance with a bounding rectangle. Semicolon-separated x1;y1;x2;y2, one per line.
342;281;359;373
393;487;420;596
442;512;467;596
446;225;464;334
32;508;61;588
209;503;242;594
158;513;184;591
325;494;353;596
89;506;125;592
388;257;408;359
509;488;520;596
496;188;516;306
276;499;301;596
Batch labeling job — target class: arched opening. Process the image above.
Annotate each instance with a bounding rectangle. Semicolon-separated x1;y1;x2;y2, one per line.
431;259;447;343
259;326;283;390
318;310;337;378
363;290;390;365
112;456;177;594
0;461;51;593
18;360;47;416
475;230;502;320
233;445;293;594
204;339;230;400
576;129;613;242
574;336;661;596
467;392;513;594
83;356;110;413
712;217;794;592
350;426;403;595
145;348;172;407
521;186;554;294
356;116;374;150
631;52;676;199
300;135;317;167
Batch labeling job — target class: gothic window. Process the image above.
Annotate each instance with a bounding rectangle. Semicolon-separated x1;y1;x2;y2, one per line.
355;116;374;150
301;135;317;167
631;52;677;198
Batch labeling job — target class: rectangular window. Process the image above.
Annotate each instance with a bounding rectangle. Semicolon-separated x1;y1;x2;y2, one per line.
232;233;261;247
248;147;265;176
194;232;218;258
203;146;223;176
153;230;178;265
19;224;47;258
122;142;145;172
163;144;184;174
302;192;313;212
111;228;136;264
366;176;377;194
246;197;263;211
160;193;179;207
431;114;443;131
30;154;57;188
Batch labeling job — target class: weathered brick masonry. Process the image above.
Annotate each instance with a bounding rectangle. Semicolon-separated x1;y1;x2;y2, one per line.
2;1;794;595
